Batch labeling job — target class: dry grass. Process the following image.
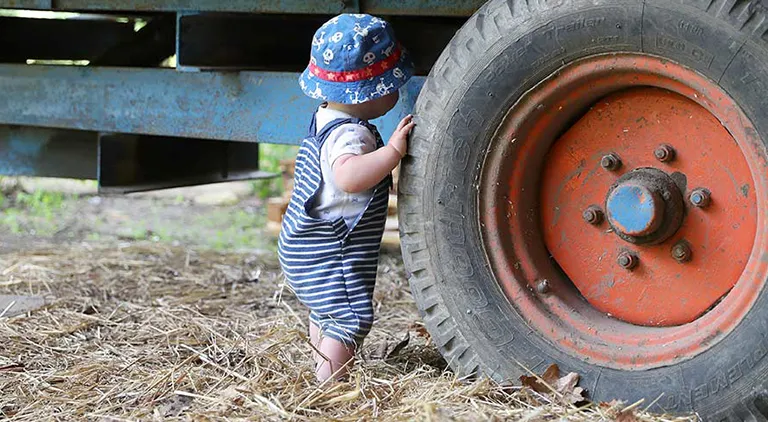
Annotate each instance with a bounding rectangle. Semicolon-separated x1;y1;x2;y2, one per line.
0;243;698;421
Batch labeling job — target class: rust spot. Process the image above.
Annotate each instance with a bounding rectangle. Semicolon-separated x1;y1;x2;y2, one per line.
699;330;722;348
741;183;750;198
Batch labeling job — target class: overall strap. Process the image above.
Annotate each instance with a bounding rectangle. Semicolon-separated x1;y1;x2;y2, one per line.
314;117;363;146
307;112;319;138
307;103;364;139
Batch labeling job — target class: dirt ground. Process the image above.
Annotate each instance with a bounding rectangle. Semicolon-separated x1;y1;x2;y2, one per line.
0;180;698;421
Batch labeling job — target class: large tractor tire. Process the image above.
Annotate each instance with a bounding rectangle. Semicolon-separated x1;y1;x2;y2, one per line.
399;0;768;419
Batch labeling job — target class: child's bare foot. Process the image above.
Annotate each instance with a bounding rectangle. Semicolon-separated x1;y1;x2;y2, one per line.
315;336;354;382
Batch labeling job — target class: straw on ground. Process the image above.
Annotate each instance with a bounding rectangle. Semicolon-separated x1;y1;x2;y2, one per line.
0;244;697;421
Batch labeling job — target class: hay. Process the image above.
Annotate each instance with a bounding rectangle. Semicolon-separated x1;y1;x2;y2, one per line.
0;243;697;421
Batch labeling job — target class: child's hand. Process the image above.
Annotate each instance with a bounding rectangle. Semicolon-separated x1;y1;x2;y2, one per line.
388;115;415;159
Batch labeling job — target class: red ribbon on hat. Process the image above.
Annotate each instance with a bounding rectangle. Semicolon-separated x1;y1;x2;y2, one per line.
309;44;403;83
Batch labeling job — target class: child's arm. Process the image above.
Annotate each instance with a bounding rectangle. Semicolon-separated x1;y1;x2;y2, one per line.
333;115;415;194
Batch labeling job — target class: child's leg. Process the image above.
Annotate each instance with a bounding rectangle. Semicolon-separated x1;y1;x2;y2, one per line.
315;336;355;382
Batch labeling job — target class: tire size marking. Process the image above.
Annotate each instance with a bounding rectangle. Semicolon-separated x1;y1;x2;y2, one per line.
690;338;768;404
654;34;714;66
678;20;704;37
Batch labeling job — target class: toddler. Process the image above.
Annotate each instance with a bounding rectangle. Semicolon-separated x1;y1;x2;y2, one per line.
278;14;415;382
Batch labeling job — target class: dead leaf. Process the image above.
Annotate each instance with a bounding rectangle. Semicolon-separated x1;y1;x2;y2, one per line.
519;374;549;394
562;386;585;404
554;372;585;404
519;364;559;394
408;322;430;338
385;332;410;360
554;371;577;392
599;399;623;409
519;364;585;403
541;364;560;384
615;409;640;422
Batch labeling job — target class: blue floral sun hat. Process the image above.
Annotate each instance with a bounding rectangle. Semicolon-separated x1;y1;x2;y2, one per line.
299;14;414;104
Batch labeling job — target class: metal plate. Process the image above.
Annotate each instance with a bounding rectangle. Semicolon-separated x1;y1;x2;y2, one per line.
98;133;271;193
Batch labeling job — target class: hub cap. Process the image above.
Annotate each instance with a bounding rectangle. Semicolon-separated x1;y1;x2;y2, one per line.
604;168;684;245
607;182;664;238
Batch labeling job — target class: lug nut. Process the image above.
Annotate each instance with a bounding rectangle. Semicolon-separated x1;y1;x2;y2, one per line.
582;206;604;225
689;188;711;208
600;153;622;171
536;279;550;294
617;252;638;270
672;241;692;263
654;144;676;163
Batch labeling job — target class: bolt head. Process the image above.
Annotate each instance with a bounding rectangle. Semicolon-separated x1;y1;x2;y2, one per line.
617;252;638;270
672;241;692;263
600;153;622;171
582;206;604;225
654;144;676;163
536;279;550;294
689;188;711;208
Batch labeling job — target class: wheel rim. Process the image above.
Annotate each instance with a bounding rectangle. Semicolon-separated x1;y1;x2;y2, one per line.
479;53;768;370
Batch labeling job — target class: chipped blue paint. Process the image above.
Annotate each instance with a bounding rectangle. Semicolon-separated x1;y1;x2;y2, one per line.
606;185;662;237
0;64;424;146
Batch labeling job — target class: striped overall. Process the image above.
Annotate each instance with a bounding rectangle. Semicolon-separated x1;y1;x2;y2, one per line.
278;115;391;347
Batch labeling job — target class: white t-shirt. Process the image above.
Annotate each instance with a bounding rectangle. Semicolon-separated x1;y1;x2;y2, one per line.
309;106;377;228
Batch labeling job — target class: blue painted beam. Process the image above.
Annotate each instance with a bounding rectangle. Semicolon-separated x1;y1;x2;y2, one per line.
0;0;485;16
0;65;425;146
0;0;353;14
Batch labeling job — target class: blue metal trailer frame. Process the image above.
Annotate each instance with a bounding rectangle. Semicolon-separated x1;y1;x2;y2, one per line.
0;0;485;16
0;2;466;191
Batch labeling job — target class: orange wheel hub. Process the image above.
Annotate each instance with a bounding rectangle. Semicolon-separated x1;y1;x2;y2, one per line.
479;53;768;370
540;87;757;327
